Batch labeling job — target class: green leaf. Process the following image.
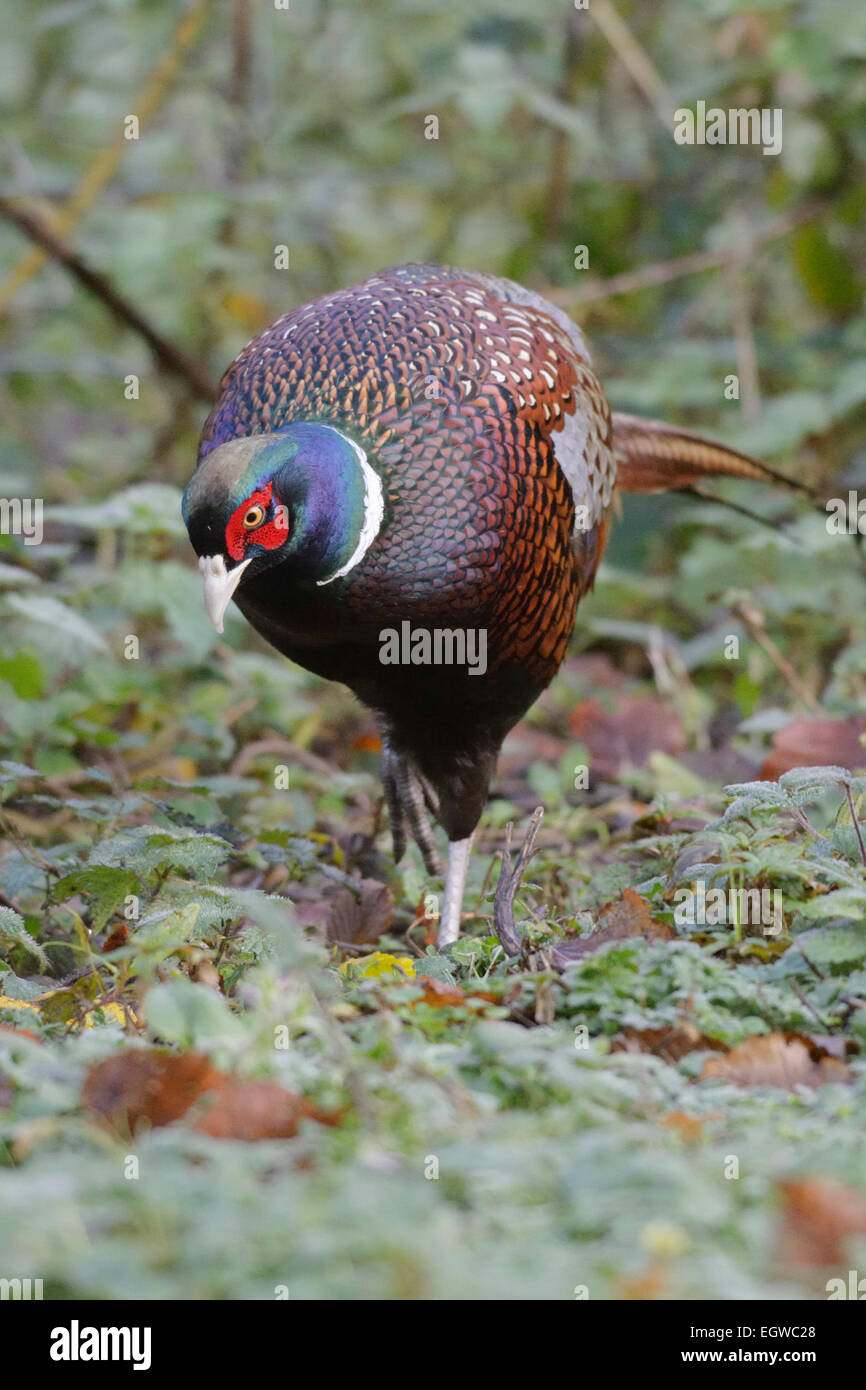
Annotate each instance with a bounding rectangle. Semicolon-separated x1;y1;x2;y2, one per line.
5;594;108;654
144;977;243;1050
88;826;233;880
796;889;866;923
0;905;48;969
797;924;866;967
52;866;142;932
779;765;851;789
46;484;186;537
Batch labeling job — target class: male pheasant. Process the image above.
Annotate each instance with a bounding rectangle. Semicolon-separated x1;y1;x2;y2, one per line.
182;264;792;946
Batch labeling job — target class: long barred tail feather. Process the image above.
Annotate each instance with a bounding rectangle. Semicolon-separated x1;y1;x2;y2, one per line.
610;412;813;498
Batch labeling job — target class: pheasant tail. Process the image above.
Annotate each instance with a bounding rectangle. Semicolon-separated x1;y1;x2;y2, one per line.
610;411;809;497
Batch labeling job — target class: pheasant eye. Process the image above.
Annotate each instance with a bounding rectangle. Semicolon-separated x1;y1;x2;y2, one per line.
243;503;265;529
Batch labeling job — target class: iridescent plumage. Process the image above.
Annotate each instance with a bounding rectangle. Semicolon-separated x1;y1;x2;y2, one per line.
184;263;794;944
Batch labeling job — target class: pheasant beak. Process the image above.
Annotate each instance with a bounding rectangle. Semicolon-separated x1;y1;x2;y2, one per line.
199;554;253;633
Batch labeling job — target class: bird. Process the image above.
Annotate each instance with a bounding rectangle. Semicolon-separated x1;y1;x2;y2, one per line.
182;263;798;949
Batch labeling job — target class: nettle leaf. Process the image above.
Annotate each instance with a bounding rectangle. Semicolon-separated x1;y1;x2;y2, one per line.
0;905;48;969
796;888;866;922
831;826;866;863
0;852;54;902
796;924;866;968
133;903;203;965
671;860;727;886
5;593;109;654
723;781;789;804
779;765;851;790
144;977;244;1051
0;759;40;783
46;484;186;537
0;969;47;1001
88;826;233;879
0;562;38;588
716;796;769;825
52;866;142;932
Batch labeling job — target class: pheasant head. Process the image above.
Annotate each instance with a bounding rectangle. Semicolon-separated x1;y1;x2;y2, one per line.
182;422;384;631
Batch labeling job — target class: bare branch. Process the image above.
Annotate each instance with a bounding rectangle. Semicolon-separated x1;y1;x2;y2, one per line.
0;197;217;403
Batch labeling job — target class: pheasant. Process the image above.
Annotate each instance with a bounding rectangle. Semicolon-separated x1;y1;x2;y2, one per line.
182;264;796;947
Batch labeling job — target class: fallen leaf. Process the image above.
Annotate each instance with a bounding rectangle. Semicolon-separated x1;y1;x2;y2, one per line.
194;1081;339;1141
760;716;866;781
612;1022;725;1063
412;974;500;1010
778;1176;866;1266
659;1111;721;1141
554;888;672;964
82;1048;339;1141
327;879;394;944
351;732;382;753
101;922;130;953
569;696;685;781
83;1050;222;1130
337;951;415;980
617;1264;668;1300
700;1032;851;1090
0;989;130;1029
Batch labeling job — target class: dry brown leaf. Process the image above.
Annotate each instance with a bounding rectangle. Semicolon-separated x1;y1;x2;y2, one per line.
760;716;866;781
83;1050;220;1130
618;1264;668;1300
569;695;685;780
778;1176;866;1267
0;1019;42;1045
412;974;500;1010
327;879;394;945
700;1032;851;1090
612;1022;725;1064
82;1048;339;1141
554;888;672;964
101;922;130;953
659;1110;722;1141
194;1081;339;1141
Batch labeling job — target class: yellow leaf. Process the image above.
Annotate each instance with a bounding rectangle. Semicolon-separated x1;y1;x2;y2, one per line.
337;951;415;980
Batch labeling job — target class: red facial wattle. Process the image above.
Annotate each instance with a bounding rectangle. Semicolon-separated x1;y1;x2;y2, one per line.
224;481;288;561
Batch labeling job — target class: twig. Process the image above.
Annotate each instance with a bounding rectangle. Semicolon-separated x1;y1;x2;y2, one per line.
790;981;833;1032
308;980;373;1124
544;9;586;246
227;0;254;184
734;602;821;714
728;259;761;424
843;782;866;866
0;0;212;313
229;736;340;780
493;806;545;956
546;205;825;309
590;0;673;130
798;948;825;982
0;197;216;402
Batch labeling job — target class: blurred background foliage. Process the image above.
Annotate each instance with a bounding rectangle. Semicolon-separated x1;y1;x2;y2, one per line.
1;0;864;498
